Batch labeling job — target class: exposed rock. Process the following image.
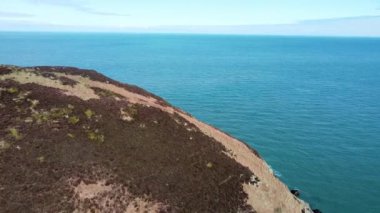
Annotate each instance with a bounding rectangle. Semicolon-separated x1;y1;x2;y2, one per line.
291;189;301;197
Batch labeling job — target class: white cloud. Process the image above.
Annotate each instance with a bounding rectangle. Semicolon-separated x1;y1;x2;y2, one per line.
24;0;129;17
1;15;379;37
0;11;34;18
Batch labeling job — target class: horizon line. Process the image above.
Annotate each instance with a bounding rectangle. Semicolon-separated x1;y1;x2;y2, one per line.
0;30;379;39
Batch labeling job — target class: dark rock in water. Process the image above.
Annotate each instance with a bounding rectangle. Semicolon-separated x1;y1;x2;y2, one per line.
290;189;300;197
313;209;322;213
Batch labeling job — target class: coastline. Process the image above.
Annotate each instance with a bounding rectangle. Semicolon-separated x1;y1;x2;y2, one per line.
1;65;312;212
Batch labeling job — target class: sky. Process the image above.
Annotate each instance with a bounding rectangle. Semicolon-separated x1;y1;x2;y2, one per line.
0;0;379;36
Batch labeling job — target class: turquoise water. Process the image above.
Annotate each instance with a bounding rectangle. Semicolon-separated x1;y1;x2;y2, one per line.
1;32;380;212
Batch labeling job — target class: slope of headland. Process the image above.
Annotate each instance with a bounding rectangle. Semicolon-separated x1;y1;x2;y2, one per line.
0;65;312;212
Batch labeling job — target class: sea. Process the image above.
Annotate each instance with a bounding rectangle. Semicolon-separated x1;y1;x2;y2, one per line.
0;32;379;213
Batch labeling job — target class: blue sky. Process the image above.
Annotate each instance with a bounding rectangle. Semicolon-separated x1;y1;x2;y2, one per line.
0;0;379;36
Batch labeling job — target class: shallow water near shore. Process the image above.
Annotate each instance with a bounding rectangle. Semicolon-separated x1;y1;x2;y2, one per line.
1;32;380;212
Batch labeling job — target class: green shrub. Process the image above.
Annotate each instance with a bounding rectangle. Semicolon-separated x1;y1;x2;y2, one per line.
84;109;95;119
7;87;18;94
87;131;105;143
9;128;22;140
68;116;80;125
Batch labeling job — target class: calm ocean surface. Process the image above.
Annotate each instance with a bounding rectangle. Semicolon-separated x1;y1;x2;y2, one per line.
1;32;379;212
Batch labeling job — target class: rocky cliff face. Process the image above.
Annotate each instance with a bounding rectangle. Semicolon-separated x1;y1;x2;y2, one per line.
0;65;312;213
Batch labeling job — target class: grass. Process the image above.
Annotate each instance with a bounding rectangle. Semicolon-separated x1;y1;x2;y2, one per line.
67;133;75;138
28;99;39;108
6;87;18;94
9;128;22;140
84;109;95;119
92;87;123;99
28;106;76;124
24;117;33;123
37;156;45;163
0;140;11;151
87;131;105;143
120;105;138;121
68;116;80;125
50;107;72;119
32;112;49;124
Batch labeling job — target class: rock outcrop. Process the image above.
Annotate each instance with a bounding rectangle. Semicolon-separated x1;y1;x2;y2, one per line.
0;65;312;212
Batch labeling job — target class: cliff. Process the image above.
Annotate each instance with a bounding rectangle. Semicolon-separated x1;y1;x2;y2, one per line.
0;65;312;212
